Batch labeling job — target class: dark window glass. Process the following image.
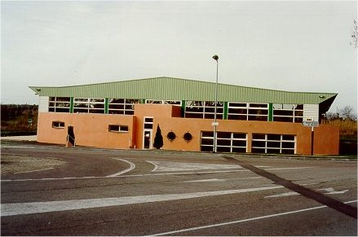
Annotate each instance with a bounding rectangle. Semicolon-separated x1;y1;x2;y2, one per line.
253;134;265;140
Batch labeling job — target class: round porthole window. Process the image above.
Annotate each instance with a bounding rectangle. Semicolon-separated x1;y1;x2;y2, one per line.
167;131;176;141
183;132;193;142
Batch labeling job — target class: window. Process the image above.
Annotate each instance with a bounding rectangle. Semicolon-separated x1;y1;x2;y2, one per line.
167;132;176;141
52;121;65;128
108;98;139;115
252;133;296;154
108;125;129;133
273;104;303;123
144;117;153;129
201;131;247;153
184;101;224;119
183;132;193;142
73;98;105;114
228;103;268;121
145;100;181;105
49;97;71;113
227;103;247;120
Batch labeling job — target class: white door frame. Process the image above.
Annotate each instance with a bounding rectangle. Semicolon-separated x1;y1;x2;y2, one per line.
143;129;153;149
143;117;154;149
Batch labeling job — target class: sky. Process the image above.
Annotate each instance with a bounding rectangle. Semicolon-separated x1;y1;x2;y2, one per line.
1;0;357;114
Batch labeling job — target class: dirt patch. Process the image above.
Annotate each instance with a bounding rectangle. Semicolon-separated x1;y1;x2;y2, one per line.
1;155;66;174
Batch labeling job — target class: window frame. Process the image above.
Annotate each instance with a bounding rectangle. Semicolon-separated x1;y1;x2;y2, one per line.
252;133;296;154
184;101;224;119
73;98;105;114
108;124;129;133
52;121;65;129
201;131;247;153
49;97;71;113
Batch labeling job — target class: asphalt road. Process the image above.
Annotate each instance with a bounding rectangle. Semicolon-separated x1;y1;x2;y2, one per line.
1;141;357;236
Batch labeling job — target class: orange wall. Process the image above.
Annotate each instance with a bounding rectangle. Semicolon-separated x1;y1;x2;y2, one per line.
37;104;339;155
37;113;135;149
313;124;339;155
138;104;338;155
153;117;317;154
133;104;178;149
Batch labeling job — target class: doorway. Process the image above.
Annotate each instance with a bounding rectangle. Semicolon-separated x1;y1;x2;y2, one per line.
143;130;152;149
143;117;153;149
67;126;75;147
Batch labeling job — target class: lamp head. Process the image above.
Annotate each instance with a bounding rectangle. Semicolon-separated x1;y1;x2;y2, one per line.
212;55;219;61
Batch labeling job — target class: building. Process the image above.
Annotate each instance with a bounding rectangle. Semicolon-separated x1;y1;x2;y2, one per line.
30;76;339;155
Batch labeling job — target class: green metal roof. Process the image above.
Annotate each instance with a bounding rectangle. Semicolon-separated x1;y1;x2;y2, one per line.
29;76;337;105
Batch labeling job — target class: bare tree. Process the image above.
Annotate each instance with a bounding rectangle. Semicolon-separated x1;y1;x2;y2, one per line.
351;19;358;49
340;106;357;121
324;106;357;121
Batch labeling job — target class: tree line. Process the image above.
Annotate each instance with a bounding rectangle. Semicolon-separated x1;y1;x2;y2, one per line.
1;104;38;136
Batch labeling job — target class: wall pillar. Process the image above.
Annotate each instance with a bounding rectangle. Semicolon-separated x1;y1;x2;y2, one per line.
247;133;252;153
70;97;74;113
268;103;273;121
104;98;109;114
223;102;228;119
181;100;186;117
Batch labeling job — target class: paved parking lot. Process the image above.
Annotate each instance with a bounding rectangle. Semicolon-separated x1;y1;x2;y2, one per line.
1;141;357;236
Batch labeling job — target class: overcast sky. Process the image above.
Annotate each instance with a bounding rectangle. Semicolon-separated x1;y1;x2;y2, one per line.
1;1;357;113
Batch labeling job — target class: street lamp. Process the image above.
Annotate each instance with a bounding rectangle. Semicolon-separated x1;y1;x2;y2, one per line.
212;55;219;153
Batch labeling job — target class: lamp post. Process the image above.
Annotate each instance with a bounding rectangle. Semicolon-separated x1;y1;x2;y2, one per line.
212;55;219;153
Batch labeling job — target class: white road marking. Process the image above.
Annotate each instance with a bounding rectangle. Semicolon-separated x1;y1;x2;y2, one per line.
106;158;135;177
122;169;245;177
265;186;351;199
319;187;335;192
147;160;241;172
264;191;300;198
184;177;261;183
1;170;246;182
1;145;37;149
184;179;225;183
327;190;349;195
298;182;319;186
265;167;312;171
1;166;312;182
1;185;283;217
146;161;159;172
14;167;54;174
151;200;358;236
318;187;349;195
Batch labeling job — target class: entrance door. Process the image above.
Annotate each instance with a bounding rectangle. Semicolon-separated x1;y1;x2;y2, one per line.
143;130;152;149
143;117;153;149
67;126;75;147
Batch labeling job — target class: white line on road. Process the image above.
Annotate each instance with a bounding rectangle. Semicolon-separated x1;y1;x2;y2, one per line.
265;167;312;171
146;160;242;172
184;178;225;183
146;161;272;173
183;177;261;183
106;158;135;177
151;200;358;236
146;161;159;172
1;169;245;182
0;185;283;217
1;166;312;182
264;191;300;198
318;187;349;195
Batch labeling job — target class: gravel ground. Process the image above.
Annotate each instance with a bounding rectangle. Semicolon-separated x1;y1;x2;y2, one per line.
1;155;66;174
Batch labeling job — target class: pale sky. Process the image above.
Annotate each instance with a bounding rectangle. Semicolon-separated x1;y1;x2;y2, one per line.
1;1;357;114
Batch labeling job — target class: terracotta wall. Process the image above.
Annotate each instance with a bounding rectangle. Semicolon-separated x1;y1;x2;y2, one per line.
36;104;339;155
37;113;135;149
313;124;339;155
153;117;339;155
133;104;180;149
